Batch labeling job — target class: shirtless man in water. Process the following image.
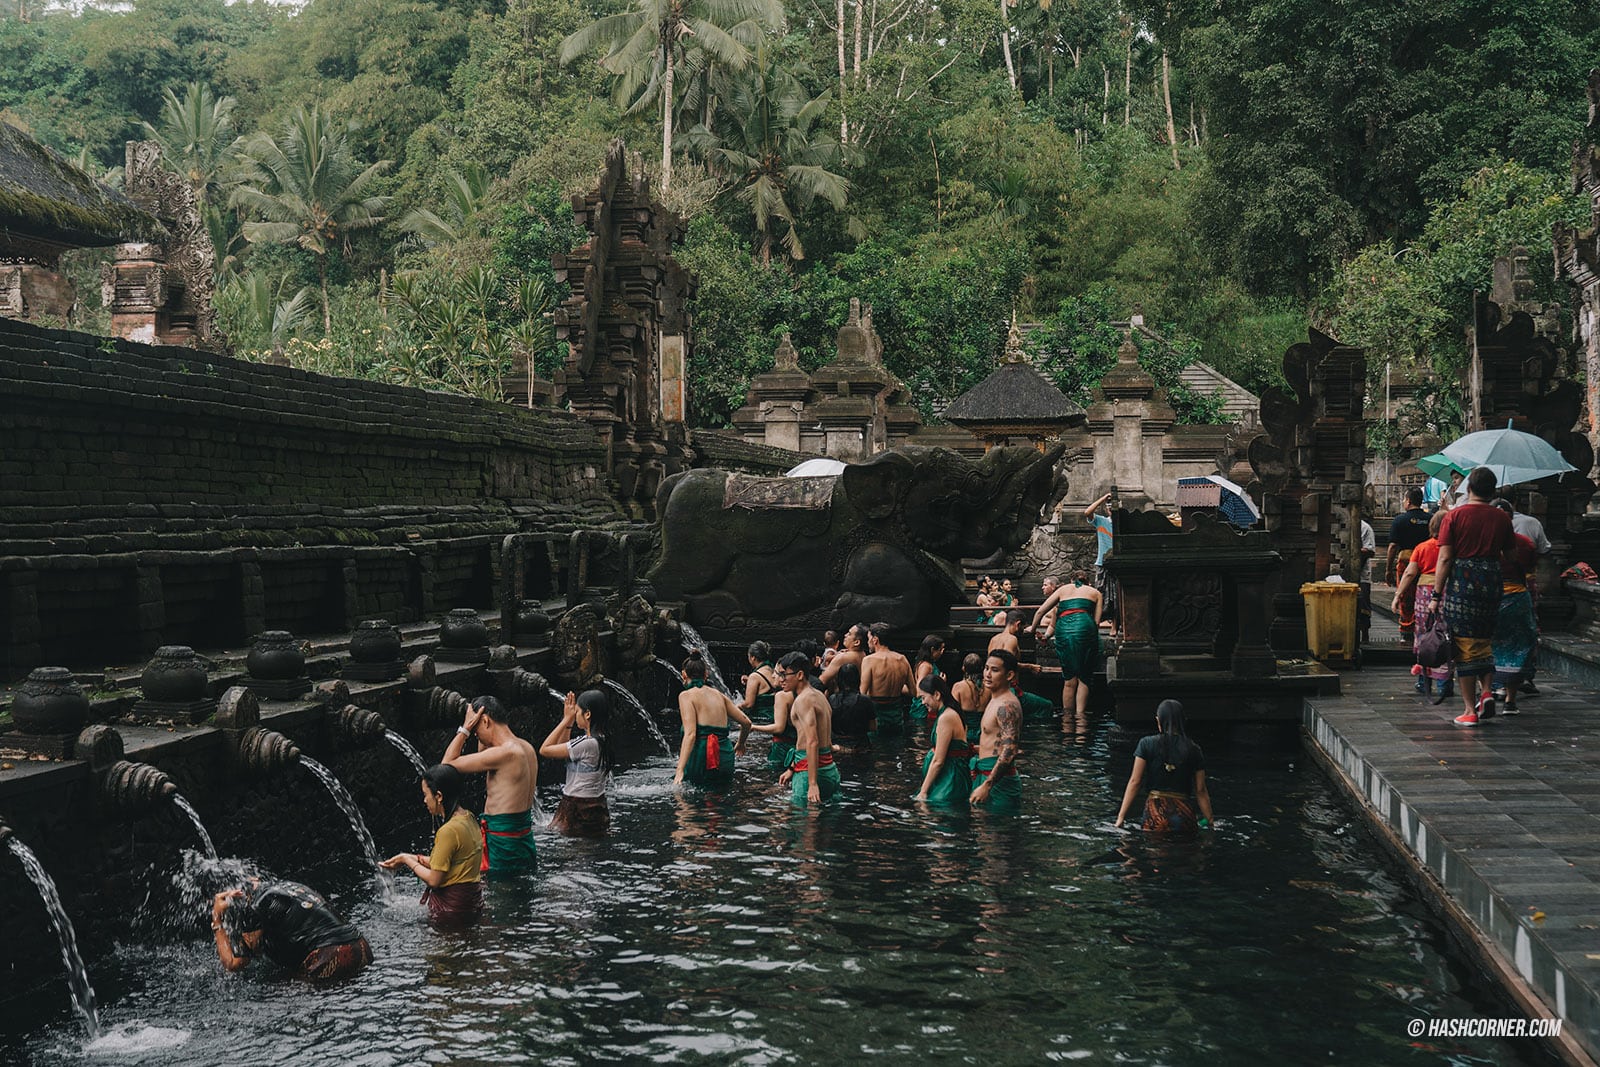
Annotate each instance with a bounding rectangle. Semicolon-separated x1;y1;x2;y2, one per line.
861;623;913;735
988;615;1024;657
443;695;539;874
818;623;866;689
776;650;839;807
969;650;1023;813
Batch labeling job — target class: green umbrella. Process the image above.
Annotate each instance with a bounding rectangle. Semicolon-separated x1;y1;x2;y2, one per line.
1415;452;1469;480
1437;423;1576;488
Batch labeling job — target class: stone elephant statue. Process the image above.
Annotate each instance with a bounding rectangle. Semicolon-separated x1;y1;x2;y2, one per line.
648;444;1065;632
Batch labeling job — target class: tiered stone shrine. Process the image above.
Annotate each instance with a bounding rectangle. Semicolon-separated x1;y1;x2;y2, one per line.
943;318;1086;451
554;140;695;518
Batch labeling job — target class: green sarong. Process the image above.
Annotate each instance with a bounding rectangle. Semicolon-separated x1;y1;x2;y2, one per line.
919;728;974;807
1053;600;1099;684
871;695;908;737
908;665;941;730
481;810;538;874
748;690;777;726
683;724;735;789
1018;690;1055;721
959;709;982;746
766;720;797;773
970;756;1021;814
788;747;841;806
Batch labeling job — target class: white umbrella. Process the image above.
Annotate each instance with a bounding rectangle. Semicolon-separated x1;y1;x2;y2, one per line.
786;457;846;478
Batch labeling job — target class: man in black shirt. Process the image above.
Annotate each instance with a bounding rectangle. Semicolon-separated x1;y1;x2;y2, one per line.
1386;487;1431;642
212;879;372;981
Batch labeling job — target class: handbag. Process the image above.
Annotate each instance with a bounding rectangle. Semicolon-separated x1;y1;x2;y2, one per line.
1415;604;1452;669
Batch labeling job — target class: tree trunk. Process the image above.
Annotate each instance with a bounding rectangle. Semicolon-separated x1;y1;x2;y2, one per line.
837;0;849;142
661;43;675;194
853;0;863;76
1161;48;1180;169
1123;38;1131;126
1000;0;1017;91
319;255;331;337
1102;63;1109;125
1048;50;1054;96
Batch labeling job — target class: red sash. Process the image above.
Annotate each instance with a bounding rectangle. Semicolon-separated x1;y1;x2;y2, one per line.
704;734;721;771
792;751;835;772
479;817;533;872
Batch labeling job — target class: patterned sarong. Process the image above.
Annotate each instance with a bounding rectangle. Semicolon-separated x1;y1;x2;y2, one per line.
421;881;483;929
1395;550;1416;635
1444;557;1501;677
1412;584;1451;683
551;794;609;837
301;938;372;981
1493;587;1538;690
1142;791;1199;836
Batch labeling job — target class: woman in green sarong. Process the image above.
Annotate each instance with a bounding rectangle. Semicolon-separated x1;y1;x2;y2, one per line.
950;653;984;744
908;635;946;733
674;653;754;790
738;641;781;726
912;675;972;806
1031;569;1102;721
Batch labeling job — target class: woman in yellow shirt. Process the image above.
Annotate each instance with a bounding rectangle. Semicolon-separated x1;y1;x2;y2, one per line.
382;764;483;928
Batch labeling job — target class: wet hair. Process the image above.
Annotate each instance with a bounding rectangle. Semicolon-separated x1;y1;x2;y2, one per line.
1406;487;1424;507
835;660;862;693
1490;497;1513;515
793;639;822;672
778;650;812;674
985;648;1018;678
1071;568;1091;585
682;652;708;679
914;634;944;664
917;673;941;695
1006;615;1024;631
1429;510;1445;537
421;763;465;817
472;695;507;723
746;640;772;665
1154;699;1200;774
1468;466;1497;500
868;622;892;646
961;652;983;682
575;689;617;772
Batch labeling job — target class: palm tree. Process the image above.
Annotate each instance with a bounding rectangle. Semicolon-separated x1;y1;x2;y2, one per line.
559;0;784;195
229;105;392;334
683;45;850;263
223;273;315;358
141;82;240;201
397;162;491;247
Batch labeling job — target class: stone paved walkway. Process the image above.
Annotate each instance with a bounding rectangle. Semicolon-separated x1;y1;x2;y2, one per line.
1303;654;1600;1063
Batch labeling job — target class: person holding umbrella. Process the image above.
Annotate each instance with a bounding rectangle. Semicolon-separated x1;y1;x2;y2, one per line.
1431;467;1515;726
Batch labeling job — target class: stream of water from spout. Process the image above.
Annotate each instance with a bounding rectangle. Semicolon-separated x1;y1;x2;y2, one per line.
676;622;735;699
382;730;429;777
6;837;101;1038
601;678;671;754
299;757;394;901
169;795;216;860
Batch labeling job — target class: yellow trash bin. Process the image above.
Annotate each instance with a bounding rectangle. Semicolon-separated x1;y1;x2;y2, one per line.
1301;581;1359;665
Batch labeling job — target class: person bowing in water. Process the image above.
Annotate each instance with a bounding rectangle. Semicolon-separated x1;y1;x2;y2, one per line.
211;878;370;981
675;652;754;790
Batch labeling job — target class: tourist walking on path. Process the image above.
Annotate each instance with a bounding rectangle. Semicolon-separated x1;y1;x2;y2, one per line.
1114;699;1213;835
211;879;371;981
908;635;945;732
1432;467;1516;726
1031;569;1102;721
442;695;539;875
969;650;1023;813
382;764;483;928
675;653;754;790
739;641;781;725
1489;499;1540;715
861;623;913;737
541;690;615;835
913;675;973;806
1387;488;1432;643
1084;492;1119;637
776;651;840;807
1392;512;1453;703
1510;504;1552;696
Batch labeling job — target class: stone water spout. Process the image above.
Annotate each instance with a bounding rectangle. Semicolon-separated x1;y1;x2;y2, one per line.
310;680;387;747
74;724;179;815
486;645;551;707
215;687;300;776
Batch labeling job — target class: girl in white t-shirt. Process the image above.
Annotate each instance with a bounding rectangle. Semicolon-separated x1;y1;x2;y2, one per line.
540;689;615;837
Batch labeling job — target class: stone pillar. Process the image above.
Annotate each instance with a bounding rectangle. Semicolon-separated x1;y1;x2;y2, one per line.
1230;569;1278;678
0;264;76;322
1111;570;1161;677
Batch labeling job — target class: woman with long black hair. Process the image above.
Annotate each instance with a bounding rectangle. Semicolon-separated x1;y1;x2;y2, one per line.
1114;699;1213;835
381;763;484;928
541;689;616;836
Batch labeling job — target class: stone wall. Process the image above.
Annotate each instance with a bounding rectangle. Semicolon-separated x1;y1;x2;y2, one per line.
0;317;622;675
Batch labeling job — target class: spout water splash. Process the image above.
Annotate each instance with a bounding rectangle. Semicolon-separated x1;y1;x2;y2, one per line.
382;730;429;777
601;678;671;755
169;795;216;860
299;757;394;901
676;622;735;699
6;837;101;1038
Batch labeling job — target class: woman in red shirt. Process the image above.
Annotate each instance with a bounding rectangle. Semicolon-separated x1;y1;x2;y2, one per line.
1392;511;1451;702
1432;467;1514;725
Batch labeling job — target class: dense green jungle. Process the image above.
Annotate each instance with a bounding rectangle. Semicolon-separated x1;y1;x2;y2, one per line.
2;0;1597;433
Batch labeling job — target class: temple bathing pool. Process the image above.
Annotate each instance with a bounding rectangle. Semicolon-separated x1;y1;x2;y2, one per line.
3;717;1541;1065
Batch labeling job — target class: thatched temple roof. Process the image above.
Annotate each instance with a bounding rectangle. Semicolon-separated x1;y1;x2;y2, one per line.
0;122;162;249
945;336;1086;429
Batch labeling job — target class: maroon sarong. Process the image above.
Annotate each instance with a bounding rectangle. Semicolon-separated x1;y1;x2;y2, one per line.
301;938;372;980
421;881;484;929
551;794;610;837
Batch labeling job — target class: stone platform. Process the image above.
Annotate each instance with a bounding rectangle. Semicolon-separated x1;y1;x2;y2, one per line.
1303;663;1600;1065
